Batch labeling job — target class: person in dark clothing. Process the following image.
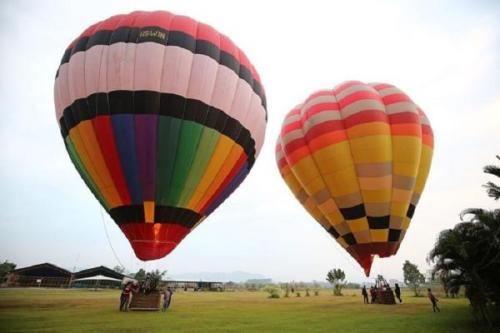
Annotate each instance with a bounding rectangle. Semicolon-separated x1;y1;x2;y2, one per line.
394;283;402;303
120;282;132;311
143;273;152;294
162;287;173;312
361;285;369;304
427;288;440;312
370;286;377;304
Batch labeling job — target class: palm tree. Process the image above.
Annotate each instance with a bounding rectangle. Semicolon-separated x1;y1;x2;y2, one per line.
429;216;500;325
484;155;500;200
428;155;500;326
326;268;346;296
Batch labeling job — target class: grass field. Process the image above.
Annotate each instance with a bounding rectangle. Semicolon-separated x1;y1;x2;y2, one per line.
0;288;493;333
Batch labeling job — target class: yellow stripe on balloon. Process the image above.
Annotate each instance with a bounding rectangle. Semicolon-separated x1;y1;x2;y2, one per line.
187;136;234;210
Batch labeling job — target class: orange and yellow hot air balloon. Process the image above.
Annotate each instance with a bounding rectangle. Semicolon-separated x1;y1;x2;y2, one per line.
275;81;433;276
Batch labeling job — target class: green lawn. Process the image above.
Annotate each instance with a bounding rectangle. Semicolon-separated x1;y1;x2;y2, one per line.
0;288;491;333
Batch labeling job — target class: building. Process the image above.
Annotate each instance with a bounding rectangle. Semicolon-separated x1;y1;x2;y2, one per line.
6;263;131;288
163;280;224;291
245;278;272;285
6;263;222;291
72;266;130;288
73;265;126;280
6;263;72;288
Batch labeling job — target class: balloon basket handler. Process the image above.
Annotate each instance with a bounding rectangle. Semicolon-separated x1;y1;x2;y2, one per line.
372;276;396;305
129;291;162;311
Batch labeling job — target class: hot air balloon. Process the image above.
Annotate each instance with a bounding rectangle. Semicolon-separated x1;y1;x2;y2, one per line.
276;81;433;276
54;11;267;261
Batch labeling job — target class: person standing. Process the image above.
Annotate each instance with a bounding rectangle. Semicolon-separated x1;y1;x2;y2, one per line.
361;285;369;304
394;283;402;303
162;287;173;312
120;282;132;311
370;286;377;304
144;273;151;294
427;288;440;312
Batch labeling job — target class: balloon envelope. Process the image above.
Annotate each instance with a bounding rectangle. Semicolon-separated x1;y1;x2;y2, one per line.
54;11;267;260
276;81;433;276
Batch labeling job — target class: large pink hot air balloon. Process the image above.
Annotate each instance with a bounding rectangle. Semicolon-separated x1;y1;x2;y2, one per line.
54;11;267;260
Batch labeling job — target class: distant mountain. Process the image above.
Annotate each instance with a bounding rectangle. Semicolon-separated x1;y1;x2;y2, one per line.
169;271;270;282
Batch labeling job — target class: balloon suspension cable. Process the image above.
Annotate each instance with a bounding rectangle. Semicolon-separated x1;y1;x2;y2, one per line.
376;256;382;278
99;206;126;270
324;232;364;276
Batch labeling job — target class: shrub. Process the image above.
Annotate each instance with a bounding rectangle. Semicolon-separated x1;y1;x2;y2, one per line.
264;285;280;299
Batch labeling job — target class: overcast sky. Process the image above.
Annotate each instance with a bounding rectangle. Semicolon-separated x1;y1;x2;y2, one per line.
1;0;499;283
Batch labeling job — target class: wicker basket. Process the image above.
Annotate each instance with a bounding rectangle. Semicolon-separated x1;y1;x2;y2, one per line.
129;292;162;311
372;275;396;305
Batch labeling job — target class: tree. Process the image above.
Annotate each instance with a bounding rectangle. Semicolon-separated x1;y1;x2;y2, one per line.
428;155;500;326
437;269;460;298
429;209;500;325
484;155;500;200
148;269;167;291
403;260;425;296
133;269;166;292
113;265;125;274
326;268;346;296
0;260;16;283
134;268;146;280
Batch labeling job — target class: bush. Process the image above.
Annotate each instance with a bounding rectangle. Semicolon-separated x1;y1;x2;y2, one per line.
314;290;319;296
296;292;301;297
306;288;310;297
264;285;280;299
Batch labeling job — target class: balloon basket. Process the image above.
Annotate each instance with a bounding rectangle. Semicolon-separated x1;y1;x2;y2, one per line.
373;288;396;305
129;292;162;311
372;275;396;305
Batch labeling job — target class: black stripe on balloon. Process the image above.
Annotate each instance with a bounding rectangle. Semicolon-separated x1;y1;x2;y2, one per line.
327;227;340;239
56;26;267;113
367;216;390;229
339;204;366;220
388;229;401;242
406;204;416;219
342;233;357;246
61;91;256;168
155;206;201;228
109;205;202;229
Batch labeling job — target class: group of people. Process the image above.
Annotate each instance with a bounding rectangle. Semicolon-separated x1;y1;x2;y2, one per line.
119;281;174;312
361;283;402;304
361;284;440;312
140;273;158;295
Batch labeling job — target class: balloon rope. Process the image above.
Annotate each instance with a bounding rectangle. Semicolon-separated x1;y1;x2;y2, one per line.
99;206;126;269
323;232;364;276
